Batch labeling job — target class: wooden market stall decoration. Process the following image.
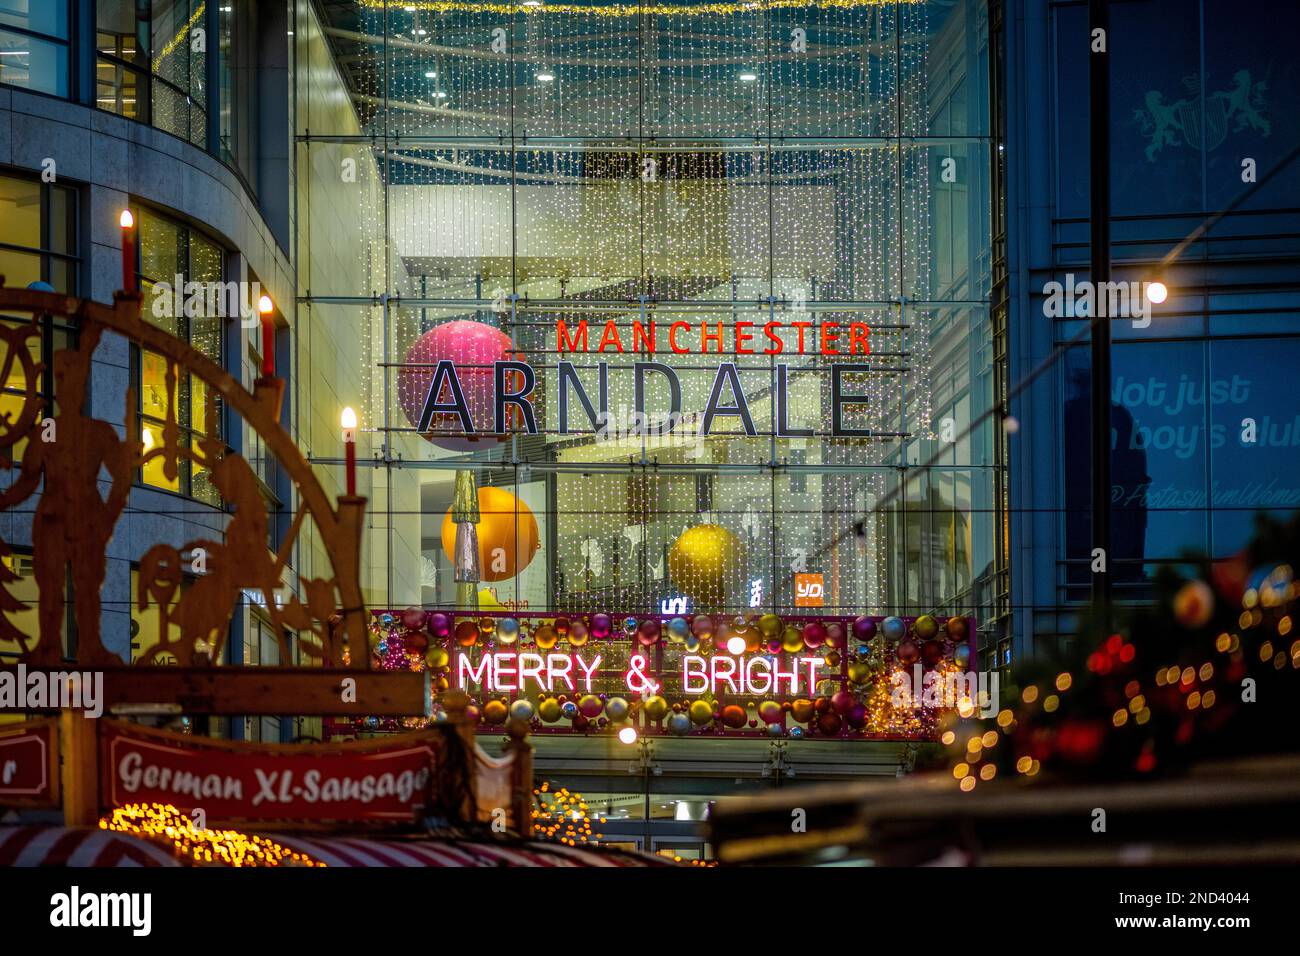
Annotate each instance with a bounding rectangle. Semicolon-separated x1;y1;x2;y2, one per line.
0;279;538;841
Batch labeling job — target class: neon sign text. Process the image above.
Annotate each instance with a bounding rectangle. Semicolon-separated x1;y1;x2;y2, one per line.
457;652;603;693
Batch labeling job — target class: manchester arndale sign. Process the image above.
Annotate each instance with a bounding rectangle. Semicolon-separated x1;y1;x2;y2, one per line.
415;318;880;439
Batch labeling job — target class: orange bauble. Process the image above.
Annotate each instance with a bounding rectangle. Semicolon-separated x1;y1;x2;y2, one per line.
440;485;540;582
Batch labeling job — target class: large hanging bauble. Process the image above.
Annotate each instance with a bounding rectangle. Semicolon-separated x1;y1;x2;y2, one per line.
455;620;479;647
881;616;907;642
767;722;786;737
534;624;558;649
440;485;539;582
790;698;816;723
538;699;562;723
508;699;535;723
643;695;670;720
758;613;783;638
846;703;867;729
852;616;877;643
802;621;827;649
425;646;449;670
636;619;661;647
817;712;843;736
590;613;613;639
401;607;427;630
914;614;940;640
666;712;693;736
831;690;856;716
945;616;968;640
720;705;747;729
578;694;605;719
826;622;846;649
896;639;920;666
688;700;715;725
847;660;871;685
781;626;804;654
668;524;744;608
691;615;714;638
567;619;589;646
921;639;945;666
397;320;526;452
482;700;508;725
604;697;630;722
426;612;451;640
495;617;519;644
758;701;784;724
953;643;972;667
560;700;579;720
667;617;691;643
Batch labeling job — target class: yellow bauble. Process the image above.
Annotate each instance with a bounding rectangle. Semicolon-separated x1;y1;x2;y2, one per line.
482;700;508;725
688;699;715;725
643;695;670;720
781;625;804;653
668;524;744;609
538;699;562;723
425;647;449;670
758;613;782;638
440;485;540;582
534;624;558;649
847;660;871;685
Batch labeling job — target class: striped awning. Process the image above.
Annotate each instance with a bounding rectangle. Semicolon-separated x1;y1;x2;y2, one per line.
261;833;671;867
0;826;183;867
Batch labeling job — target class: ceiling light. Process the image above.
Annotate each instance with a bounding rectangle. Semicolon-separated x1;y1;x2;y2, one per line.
536;72;555;82
739;72;758;82
424;70;437;78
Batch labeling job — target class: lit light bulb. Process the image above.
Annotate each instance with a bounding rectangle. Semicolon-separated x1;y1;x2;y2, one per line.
341;406;358;431
617;725;638;745
726;635;746;655
1146;280;1168;305
536;71;555;83
739;72;758;82
119;209;134;229
258;294;273;315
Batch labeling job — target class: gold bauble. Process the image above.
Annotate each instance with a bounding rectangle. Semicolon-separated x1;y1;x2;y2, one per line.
781;625;804;654
424;647;450;670
482;700;508;725
758;613;783;638
440;485;540;582
668;524;744;609
534;624;558;649
688;700;715;725
538;698;562;723
643;695;670;720
847;660;871;685
790;698;816;723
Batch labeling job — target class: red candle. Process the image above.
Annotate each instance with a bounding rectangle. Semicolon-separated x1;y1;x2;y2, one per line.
258;295;275;377
341;407;358;496
119;209;136;293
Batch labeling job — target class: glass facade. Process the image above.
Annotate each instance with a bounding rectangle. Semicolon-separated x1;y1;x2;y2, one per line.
296;0;1002;636
1044;0;1300;604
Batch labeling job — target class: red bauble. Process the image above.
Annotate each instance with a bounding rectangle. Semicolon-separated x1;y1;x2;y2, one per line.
816;712;843;736
920;639;945;666
830;690;856;716
896;639;920;665
720;705;747;728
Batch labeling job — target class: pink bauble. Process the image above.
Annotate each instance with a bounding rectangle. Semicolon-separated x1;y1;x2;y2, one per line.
396;320;526;452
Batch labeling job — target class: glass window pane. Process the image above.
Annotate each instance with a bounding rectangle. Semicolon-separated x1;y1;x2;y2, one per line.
0;28;68;97
0;173;42;248
0;0;70;39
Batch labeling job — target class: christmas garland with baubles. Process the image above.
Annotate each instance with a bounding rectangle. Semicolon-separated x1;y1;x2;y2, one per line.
933;513;1300;790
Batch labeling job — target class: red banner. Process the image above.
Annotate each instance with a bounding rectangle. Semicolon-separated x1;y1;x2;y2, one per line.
99;720;443;822
0;718;59;807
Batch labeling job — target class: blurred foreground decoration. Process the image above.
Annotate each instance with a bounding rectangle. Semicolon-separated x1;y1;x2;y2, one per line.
940;512;1300;787
0;282;369;667
710;513;1300;865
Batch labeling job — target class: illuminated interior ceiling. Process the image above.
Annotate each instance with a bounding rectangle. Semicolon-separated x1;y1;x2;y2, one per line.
313;0;919;295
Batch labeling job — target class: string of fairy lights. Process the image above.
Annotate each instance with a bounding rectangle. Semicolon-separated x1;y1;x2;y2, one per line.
302;0;970;614
100;804;325;867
